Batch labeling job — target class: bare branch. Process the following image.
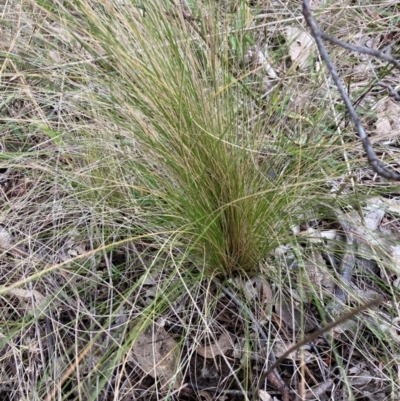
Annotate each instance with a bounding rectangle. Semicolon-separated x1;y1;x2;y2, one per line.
302;0;400;181
263;297;381;378
376;82;400;101
320;32;400;70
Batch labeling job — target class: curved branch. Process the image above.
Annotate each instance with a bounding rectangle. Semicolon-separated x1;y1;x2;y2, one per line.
302;0;400;181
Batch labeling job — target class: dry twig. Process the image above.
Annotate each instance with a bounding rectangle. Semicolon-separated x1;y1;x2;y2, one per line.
302;0;400;181
262;297;381;379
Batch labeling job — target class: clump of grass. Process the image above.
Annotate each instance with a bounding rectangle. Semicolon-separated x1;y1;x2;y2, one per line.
41;0;350;278
3;0;399;399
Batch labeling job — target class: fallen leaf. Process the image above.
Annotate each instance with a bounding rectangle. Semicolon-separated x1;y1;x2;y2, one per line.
198;390;214;401
373;98;400;142
132;323;182;388
304;380;333;399
245;46;275;75
244;276;273;304
258;389;272;401
297;227;337;243
391;245;400;275
9;288;45;303
8;288;47;315
196;332;232;358
285;26;315;70
0;226;13;248
364;197;385;230
302;250;335;299
348;363;373;386
272;339;313;363
275;296;317;333
258;46;277;79
243;275;274;323
379;196;400;216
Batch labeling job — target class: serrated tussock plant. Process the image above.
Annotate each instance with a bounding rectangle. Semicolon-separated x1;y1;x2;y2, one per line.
2;1;400;399
41;0;349;277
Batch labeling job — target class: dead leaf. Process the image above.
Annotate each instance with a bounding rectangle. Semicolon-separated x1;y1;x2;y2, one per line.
244;45;277;78
142;272;159;285
297;227;337;243
285;26;315;70
0;226;13;248
132;323;182;388
364;197;385;230
258;46;277;79
9;288;45;303
63;236;89;258
379;196;400;216
275;296;316;333
349;62;370;81
8;288;47;315
272;340;313;363
200;365;219;379
302;250;335;299
258;389;272;401
198;390;214;401
373;98;400;142
196;332;232;359
348;363;373;386
244;276;273;304
304;380;333;399
243;275;273;323
391;245;400;275
274;244;292;256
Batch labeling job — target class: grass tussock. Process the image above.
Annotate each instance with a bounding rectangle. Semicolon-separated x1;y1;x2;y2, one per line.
1;0;400;399
41;0;350;277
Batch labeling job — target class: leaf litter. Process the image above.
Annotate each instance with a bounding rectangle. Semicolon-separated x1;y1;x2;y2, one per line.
132;322;183;389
